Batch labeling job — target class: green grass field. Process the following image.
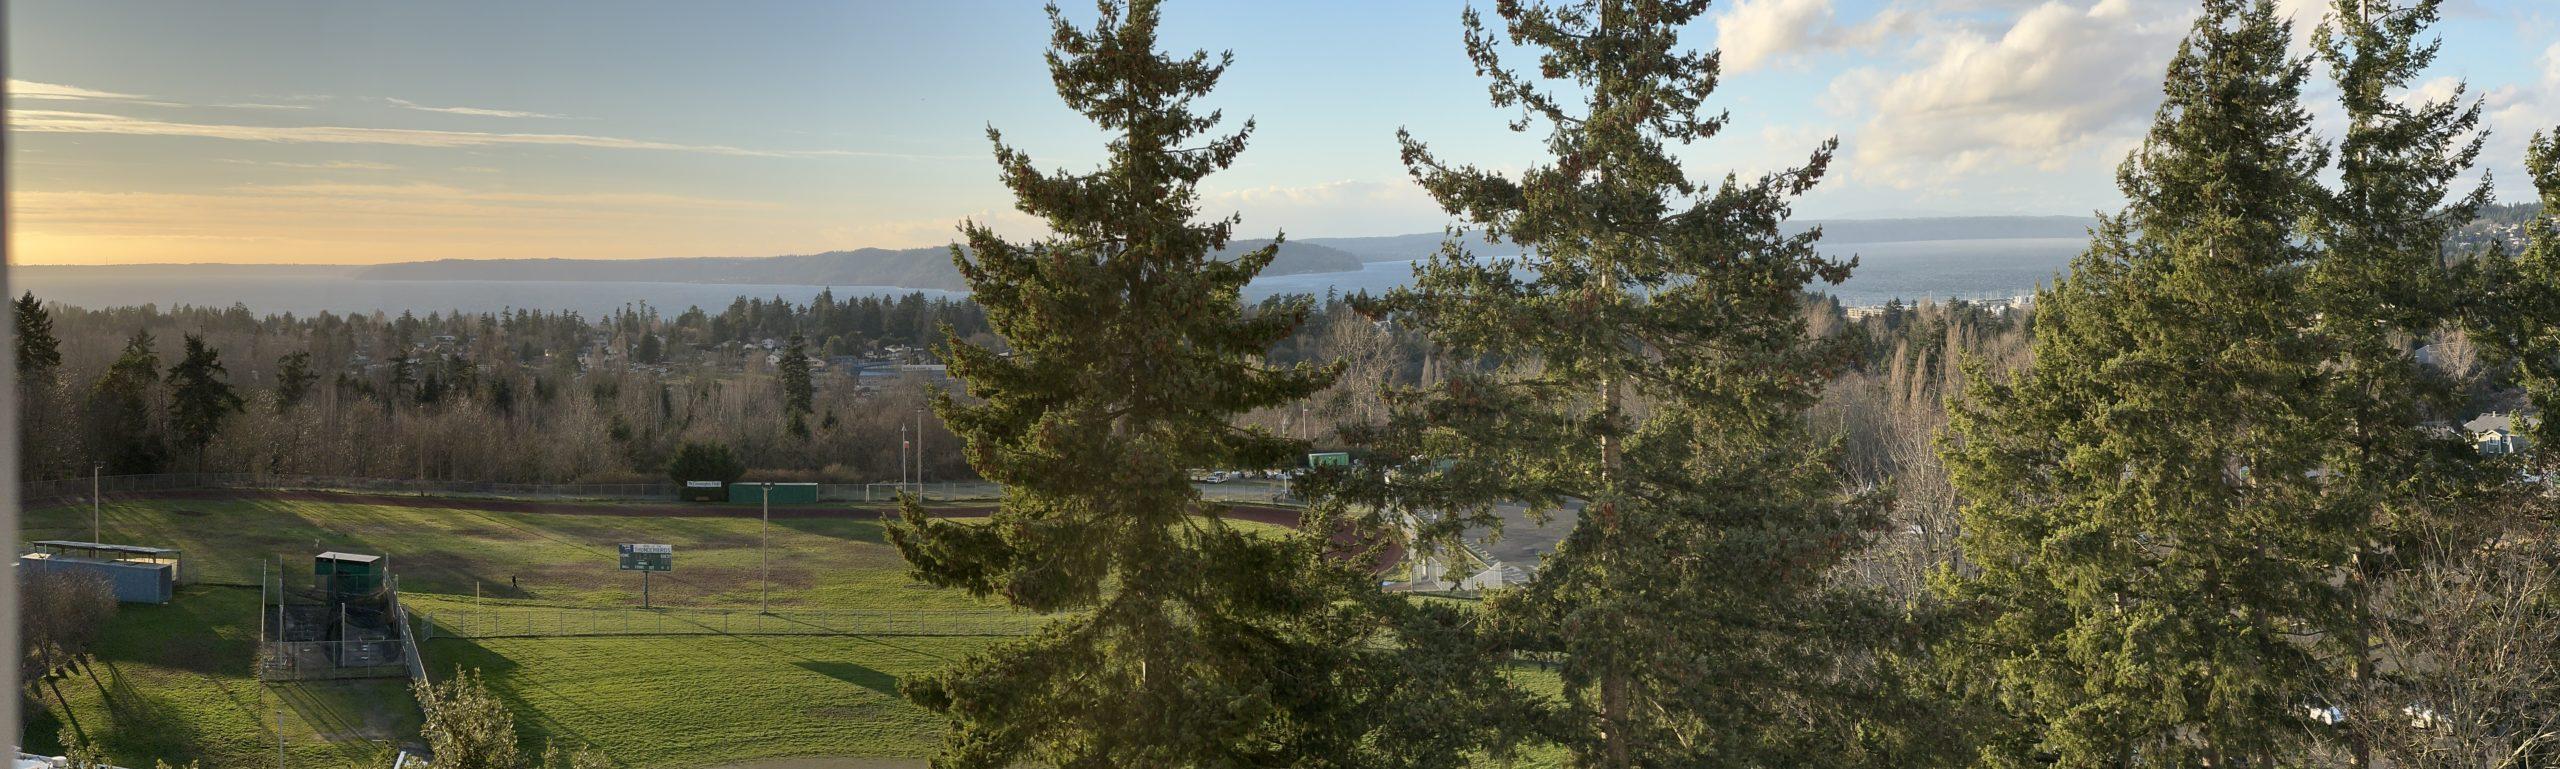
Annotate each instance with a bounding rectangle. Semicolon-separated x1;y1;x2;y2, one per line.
23;496;1027;612
22;584;419;768
421;634;1005;766
19;494;1302;767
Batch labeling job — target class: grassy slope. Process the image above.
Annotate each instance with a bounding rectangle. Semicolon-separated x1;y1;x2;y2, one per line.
422;634;1005;766
22;585;420;769
15;496;1342;767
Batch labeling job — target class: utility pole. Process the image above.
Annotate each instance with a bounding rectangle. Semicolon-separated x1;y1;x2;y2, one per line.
92;461;104;543
914;407;925;499
900;424;910;498
760;482;771;614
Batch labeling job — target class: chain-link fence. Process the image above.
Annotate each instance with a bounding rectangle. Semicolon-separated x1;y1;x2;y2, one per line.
261;639;410;681
21;474;1285;509
20;472;682;508
21;473;1029;508
406;595;1042;640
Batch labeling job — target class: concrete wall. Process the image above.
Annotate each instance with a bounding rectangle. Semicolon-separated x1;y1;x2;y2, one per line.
18;555;175;604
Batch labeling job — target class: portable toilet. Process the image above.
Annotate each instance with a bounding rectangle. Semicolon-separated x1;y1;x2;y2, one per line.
314;552;384;599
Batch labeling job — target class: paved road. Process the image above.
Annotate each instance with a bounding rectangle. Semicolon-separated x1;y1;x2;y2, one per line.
1468;501;1582;574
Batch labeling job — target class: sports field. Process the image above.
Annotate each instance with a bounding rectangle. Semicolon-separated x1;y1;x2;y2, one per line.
17;492;1303;767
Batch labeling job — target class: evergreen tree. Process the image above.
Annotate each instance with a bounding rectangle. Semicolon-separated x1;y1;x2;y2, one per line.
1938;2;2340;764
2304;3;2507;763
15;292;73;480
15;291;60;384
884;4;1472;767
274;350;317;412
166;334;245;466
2472;132;2560;456
86;330;166;475
1319;1;1888;765
666;441;744;485
778;334;814;414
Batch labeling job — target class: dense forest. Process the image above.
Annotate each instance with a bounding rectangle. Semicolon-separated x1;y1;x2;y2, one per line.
13;283;2033;489
11;290;994;484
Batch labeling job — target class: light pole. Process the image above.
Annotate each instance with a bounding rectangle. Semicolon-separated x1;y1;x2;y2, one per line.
914;407;925;499
899;425;909;498
92;461;104;543
760;482;771;614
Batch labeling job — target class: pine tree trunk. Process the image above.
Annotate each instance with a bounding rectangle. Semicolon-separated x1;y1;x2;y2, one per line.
1599;252;1631;769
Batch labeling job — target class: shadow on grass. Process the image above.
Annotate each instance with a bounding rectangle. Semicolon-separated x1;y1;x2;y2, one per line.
792;661;901;698
771;515;892;544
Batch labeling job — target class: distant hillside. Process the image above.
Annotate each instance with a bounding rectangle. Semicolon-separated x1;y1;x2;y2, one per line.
1789;215;2095;243
356;239;1364;291
1301;216;2099;263
1298;233;1532;263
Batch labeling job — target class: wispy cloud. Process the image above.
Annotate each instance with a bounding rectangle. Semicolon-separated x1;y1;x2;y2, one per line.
8;79;183;106
214;102;315;110
11;183;809;264
216;158;402;171
384;97;567;119
10;109;926;159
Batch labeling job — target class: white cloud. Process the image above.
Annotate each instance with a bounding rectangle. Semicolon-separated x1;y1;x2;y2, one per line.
216;158;402;171
9;109;941;160
1828;1;2187;188
1714;0;1914;73
1718;0;1833;72
384;97;567;119
8;79;182;106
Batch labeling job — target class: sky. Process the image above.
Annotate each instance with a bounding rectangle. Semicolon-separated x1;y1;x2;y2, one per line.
7;0;2558;265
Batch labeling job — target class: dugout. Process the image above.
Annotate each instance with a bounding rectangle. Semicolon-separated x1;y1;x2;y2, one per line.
730;481;819;504
314;552;384;599
20;541;180;604
683;480;727;502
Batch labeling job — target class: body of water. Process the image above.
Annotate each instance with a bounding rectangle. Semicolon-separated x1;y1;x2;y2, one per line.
14;238;2084;316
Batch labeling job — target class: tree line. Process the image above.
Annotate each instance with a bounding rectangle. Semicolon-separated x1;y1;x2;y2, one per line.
889;2;2558;769
11;291;991;485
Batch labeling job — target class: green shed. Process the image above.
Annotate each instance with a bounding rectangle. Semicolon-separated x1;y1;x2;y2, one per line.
314;551;383;598
730;482;819;504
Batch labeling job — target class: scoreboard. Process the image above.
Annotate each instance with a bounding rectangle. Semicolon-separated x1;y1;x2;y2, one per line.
618;543;673;572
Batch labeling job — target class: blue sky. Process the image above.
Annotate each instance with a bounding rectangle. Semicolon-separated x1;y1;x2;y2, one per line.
8;0;2557;264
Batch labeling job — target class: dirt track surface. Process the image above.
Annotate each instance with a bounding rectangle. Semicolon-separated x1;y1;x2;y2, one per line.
82;488;1402;571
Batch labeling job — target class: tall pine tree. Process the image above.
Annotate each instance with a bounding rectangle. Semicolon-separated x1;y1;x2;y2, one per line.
1938;2;2339;765
165;334;245;468
778;334;814;437
2472;131;2560;457
883;4;1490;768
2303;3;2507;764
15;292;73;480
1319;1;1888;765
87;331;167;475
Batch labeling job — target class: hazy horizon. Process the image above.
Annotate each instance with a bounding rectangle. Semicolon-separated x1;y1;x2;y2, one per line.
11;0;2556;266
